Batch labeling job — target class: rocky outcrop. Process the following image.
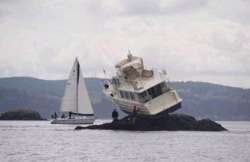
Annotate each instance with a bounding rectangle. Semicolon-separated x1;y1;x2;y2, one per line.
75;113;227;131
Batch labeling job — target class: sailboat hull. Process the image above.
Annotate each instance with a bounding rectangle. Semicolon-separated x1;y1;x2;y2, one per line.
52;58;95;125
51;117;95;125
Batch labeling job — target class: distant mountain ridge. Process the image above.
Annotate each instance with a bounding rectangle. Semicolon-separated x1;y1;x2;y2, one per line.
0;77;249;120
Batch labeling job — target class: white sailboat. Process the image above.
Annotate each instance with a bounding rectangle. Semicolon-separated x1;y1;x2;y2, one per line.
51;58;95;124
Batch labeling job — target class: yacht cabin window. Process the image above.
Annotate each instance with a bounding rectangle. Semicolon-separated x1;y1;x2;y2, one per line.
138;82;168;102
124;91;130;100
119;90;135;101
130;92;135;100
112;77;120;85
120;91;125;98
119;82;168;102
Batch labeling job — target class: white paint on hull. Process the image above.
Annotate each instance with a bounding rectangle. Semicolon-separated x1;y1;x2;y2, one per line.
112;90;182;115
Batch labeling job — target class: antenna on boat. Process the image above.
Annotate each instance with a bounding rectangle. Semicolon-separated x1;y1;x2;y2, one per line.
127;49;133;61
102;68;109;79
128;49;132;55
162;69;167;75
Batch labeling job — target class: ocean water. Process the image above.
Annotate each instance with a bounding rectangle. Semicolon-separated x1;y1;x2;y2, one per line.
0;120;250;162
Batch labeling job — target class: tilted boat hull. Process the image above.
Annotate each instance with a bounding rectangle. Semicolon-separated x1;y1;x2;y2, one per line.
118;102;182;116
110;89;182;116
121;102;182;116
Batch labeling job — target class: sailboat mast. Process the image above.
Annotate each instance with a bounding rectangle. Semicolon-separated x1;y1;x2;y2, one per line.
76;60;80;114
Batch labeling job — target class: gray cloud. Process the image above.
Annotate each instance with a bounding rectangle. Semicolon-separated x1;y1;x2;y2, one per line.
120;0;161;15
0;0;249;88
120;0;208;16
208;0;250;24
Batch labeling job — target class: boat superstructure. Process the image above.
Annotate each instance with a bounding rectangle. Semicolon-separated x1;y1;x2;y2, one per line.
51;58;95;124
103;52;182;116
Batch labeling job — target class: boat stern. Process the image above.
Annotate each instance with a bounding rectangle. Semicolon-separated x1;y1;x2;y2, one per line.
144;89;182;115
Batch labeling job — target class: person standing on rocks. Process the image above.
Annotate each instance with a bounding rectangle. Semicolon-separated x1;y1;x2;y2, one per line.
132;106;138;124
112;109;119;122
54;112;57;119
69;112;72;119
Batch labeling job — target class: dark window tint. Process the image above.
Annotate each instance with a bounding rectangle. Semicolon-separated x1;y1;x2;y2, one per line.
120;91;124;98
147;84;162;99
124;91;130;99
130;92;135;100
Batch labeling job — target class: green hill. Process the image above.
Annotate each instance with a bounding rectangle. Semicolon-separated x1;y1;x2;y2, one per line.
0;77;249;120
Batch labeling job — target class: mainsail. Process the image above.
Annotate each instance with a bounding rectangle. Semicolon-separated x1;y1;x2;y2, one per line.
77;70;94;115
60;58;94;115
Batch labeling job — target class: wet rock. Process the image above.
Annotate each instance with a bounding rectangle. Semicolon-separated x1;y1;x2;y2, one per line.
75;113;227;131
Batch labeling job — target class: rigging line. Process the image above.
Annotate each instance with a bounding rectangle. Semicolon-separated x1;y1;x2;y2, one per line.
76;60;80;113
98;47;112;87
77;60;80;84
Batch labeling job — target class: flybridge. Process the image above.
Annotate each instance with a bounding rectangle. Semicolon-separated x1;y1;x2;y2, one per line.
103;52;182;116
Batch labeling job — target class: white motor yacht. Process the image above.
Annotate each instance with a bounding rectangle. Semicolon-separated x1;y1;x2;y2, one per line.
103;52;182;116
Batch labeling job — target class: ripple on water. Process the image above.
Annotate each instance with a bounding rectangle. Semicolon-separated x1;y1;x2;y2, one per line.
0;121;250;162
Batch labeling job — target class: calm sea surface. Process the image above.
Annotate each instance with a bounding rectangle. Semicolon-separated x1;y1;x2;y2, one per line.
0;120;249;162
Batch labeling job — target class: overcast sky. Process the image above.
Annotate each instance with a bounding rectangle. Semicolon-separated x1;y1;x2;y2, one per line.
0;0;250;88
